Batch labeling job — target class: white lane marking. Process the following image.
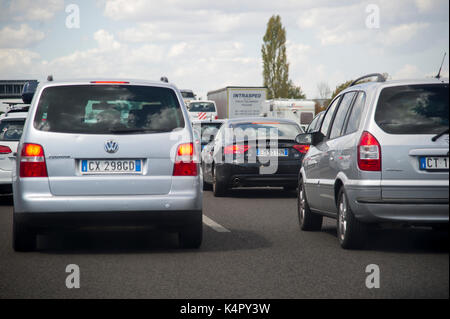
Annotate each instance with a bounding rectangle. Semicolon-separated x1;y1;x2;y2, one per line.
203;215;231;233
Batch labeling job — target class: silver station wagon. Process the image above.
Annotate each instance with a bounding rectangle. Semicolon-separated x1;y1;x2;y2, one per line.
296;74;449;249
12;79;203;251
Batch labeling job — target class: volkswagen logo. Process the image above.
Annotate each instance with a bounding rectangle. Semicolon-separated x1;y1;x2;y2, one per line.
104;140;119;153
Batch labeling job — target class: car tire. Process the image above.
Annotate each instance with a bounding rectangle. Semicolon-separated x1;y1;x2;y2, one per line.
203;182;213;191
337;188;367;249
13;215;37;252
179;215;203;249
298;180;322;231
212;166;227;197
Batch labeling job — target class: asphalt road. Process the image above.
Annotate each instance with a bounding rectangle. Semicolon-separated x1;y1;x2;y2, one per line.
0;189;448;299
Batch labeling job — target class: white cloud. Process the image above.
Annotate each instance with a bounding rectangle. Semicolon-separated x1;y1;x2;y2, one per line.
0;24;45;48
381;23;429;46
168;42;188;57
0;48;41;76
118;23;173;43
393;64;421;79
8;0;64;22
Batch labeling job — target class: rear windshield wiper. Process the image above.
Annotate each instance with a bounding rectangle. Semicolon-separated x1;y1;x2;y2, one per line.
431;128;449;142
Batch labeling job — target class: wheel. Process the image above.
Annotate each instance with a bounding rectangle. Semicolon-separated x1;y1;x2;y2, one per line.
298;180;322;231
337;188;367;249
212;166;227;197
179;216;203;249
203;181;213;191
13;215;37;252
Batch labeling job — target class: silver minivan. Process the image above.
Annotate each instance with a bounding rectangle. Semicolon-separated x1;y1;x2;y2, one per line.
296;75;449;249
12;79;203;251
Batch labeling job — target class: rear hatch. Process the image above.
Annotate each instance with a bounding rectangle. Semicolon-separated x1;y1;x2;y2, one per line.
0;117;26;173
375;83;449;201
226;121;305;174
31;84;187;196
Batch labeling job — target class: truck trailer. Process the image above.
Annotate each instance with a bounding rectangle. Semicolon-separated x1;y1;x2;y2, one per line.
262;99;315;131
207;87;267;119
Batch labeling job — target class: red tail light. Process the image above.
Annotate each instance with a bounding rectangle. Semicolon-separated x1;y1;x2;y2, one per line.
20;143;48;177
224;144;250;154
358;131;381;171
0;145;12;154
215;115;218;120
173;143;198;176
293;144;310;154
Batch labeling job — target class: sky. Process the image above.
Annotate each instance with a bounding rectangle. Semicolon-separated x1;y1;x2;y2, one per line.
0;0;449;100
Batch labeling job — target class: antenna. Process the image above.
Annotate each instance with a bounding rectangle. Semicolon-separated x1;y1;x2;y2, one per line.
436;52;446;79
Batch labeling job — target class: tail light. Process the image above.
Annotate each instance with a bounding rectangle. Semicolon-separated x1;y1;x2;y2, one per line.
215;115;218;120
293;145;310;154
358;131;381;171
173;143;198;176
224;144;250;154
0;145;12;154
20;143;48;177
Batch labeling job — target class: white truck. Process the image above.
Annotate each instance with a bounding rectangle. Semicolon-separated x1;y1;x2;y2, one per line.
262;99;315;131
207;87;267;119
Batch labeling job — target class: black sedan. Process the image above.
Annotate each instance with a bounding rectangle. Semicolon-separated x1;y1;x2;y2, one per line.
201;118;308;196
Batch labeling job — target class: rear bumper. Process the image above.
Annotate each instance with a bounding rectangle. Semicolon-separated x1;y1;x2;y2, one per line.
216;162;300;188
15;210;202;231
346;185;449;224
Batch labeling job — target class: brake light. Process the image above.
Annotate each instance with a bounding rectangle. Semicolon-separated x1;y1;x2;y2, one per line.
293;144;310;154
90;81;129;84
20;143;48;177
215;115;218;120
224;145;250;154
0;145;12;154
173;143;197;176
358;131;381;171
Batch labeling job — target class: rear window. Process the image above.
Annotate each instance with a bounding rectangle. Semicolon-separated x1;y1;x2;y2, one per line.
375;84;449;134
0;119;25;141
34;85;185;134
230;122;302;141
189;102;216;112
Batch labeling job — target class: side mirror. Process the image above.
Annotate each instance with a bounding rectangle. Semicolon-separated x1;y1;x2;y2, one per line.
295;132;323;146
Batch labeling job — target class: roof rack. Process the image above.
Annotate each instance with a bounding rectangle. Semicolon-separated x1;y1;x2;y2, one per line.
350;73;386;87
160;76;169;83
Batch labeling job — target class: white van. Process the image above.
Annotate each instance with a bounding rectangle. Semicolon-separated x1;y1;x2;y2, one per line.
188;100;218;121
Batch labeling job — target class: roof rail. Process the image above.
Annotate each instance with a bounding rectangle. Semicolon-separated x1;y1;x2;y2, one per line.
350;73;386;87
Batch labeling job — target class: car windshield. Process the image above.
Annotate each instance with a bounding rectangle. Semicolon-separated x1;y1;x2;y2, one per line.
34;85;185;134
0;119;25;141
375;84;449;134
230;122;302;141
189;102;216;113
194;122;223;144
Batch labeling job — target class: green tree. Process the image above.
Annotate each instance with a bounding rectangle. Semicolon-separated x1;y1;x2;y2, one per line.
262;15;290;99
287;80;306;99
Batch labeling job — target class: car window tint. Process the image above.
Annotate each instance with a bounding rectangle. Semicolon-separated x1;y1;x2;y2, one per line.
375;84;449;134
307;115;319;133
330;92;356;139
320;97;341;137
0;119;25;141
34;85;185;134
189;102;216;112
345;92;366;134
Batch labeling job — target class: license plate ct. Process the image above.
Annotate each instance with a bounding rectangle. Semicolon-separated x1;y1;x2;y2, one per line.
257;149;288;157
419;157;449;170
81;159;142;174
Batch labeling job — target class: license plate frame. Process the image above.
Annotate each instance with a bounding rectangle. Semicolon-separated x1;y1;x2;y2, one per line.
419;157;449;170
256;148;288;157
80;159;143;175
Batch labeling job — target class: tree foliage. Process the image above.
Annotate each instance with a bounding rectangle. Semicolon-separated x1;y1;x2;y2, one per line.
288;80;306;99
262;15;290;99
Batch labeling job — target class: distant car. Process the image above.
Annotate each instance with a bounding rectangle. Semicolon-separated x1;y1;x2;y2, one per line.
202;118;307;196
192;119;224;151
12;79;202;251
188;100;219;121
296;74;449;249
180;89;196;106
0;111;28;195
